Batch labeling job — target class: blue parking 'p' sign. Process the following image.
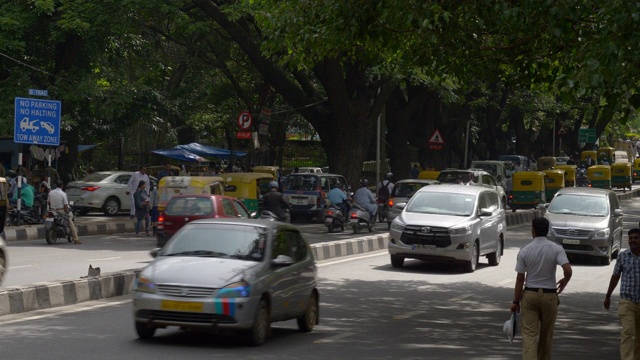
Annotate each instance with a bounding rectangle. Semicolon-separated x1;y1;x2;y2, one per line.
14;97;61;146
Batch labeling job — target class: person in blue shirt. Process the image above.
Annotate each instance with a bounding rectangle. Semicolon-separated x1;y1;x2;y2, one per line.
353;179;376;220
327;182;348;215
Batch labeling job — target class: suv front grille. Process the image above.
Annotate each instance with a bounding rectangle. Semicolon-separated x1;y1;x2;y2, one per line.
400;225;452;247
157;285;217;298
553;228;592;238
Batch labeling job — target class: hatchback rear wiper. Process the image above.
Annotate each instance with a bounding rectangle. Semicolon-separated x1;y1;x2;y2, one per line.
165;250;228;257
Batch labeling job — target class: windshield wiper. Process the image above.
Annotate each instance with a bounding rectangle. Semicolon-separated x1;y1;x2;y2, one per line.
165;250;228;257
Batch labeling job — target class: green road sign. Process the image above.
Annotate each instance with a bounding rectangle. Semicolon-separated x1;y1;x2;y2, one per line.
578;128;596;143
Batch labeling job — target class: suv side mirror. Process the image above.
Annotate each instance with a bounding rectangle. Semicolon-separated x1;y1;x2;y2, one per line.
272;255;294;267
479;208;492;217
614;208;623;217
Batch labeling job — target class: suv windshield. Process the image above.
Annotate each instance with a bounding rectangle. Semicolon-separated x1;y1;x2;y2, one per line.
548;194;608;217
164;225;266;261
437;171;476;184
407;192;476;216
286;175;318;191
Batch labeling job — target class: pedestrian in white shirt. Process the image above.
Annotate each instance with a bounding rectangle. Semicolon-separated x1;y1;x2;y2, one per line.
126;166;150;219
48;180;81;244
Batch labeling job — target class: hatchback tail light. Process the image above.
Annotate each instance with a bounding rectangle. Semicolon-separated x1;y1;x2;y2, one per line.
81;186;100;191
157;213;165;229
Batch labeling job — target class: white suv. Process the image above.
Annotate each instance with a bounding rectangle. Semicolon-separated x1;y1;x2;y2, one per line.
437;169;507;209
388;185;506;272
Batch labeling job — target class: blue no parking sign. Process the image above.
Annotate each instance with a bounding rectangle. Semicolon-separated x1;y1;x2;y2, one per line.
14;97;61;146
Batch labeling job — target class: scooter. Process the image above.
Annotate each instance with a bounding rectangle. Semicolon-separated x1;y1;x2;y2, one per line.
324;204;347;233
576;168;588;187
7;205;42;226
44;210;74;245
258;209;291;223
349;204;374;234
377;199;389;223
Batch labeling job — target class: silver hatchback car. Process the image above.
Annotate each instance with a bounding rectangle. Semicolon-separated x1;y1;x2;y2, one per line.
386;179;439;228
544;187;623;265
133;219;319;346
388;185;506;272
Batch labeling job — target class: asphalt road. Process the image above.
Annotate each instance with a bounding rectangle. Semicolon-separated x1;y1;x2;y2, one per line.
0;215;634;359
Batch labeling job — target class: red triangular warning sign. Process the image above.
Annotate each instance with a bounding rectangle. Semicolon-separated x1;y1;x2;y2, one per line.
428;129;445;145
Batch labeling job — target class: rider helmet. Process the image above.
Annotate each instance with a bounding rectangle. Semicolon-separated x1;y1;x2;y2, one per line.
384;172;393;180
333;181;342;189
360;178;369;187
269;181;279;189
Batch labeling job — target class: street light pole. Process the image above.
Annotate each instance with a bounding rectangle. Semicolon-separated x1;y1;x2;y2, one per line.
463;120;470;168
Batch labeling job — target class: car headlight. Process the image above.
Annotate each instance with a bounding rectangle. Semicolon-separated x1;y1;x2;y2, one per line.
595;228;610;238
449;226;471;236
390;220;406;232
217;281;250;298
135;276;156;294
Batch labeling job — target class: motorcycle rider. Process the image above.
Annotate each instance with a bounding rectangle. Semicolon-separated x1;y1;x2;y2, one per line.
327;181;348;216
354;179;377;221
377;172;394;221
48;180;81;244
262;180;291;222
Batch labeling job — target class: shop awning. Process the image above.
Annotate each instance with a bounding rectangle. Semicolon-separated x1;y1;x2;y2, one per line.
175;143;247;159
151;148;208;163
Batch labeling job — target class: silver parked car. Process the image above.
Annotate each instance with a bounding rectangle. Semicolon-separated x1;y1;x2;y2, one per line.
386;179;439;228
0;232;6;285
67;171;157;215
544;187;623;265
388;185;506;272
133;219;319;346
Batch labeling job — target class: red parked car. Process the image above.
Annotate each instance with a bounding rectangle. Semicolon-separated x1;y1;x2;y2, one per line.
156;194;251;247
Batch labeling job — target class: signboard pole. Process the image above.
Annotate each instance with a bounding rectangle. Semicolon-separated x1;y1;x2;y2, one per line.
16;146;22;226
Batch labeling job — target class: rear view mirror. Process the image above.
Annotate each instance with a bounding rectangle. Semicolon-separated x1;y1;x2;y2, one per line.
396;203;406;211
150;248;162;258
479;208;492;217
614;209;623;217
272;255;294;267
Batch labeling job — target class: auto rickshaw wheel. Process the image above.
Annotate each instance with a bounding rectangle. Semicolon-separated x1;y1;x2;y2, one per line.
511;207;516;213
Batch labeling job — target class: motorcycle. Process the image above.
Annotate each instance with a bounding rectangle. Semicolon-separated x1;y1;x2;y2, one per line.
377;199;389;223
324;204;347;233
349;203;375;234
576;168;588;187
258;209;291;223
44;210;74;245
7;205;43;226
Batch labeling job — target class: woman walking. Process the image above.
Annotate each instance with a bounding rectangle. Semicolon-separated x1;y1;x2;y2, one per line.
148;182;159;236
133;180;150;236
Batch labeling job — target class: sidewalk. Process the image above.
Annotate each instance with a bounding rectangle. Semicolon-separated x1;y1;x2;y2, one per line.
2;188;639;316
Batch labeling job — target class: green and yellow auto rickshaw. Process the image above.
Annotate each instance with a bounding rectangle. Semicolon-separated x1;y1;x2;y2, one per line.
611;162;632;192
224;172;274;212
510;171;546;212
251;166;281;180
633;158;640;183
536;157;557;171
597;147;615;164
543;169;565;200
587;165;611;189
556;164;577;187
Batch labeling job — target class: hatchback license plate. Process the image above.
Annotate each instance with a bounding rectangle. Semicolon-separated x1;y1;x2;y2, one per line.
413;244;436;250
562;239;580;245
160;300;203;312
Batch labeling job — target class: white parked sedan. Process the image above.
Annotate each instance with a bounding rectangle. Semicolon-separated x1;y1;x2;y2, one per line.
66;171;157;215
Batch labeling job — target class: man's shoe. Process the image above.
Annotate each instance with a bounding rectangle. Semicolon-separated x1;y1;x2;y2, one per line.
73;240;82;244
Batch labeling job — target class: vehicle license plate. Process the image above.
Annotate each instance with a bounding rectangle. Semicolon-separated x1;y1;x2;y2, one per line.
292;198;307;205
562;239;580;245
45;218;53;222
413;244;436;250
160;300;204;312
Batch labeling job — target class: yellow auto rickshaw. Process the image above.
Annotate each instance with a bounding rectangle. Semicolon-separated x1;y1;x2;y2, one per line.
252;166;281;180
556;164;577;187
537;157;557;171
581;150;597;167
417;170;440;180
587;165;611;189
543;169;565;200
611;162;632;192
633;158;640;183
510;171;546;212
224;172;275;212
158;176;225;211
598;146;615;164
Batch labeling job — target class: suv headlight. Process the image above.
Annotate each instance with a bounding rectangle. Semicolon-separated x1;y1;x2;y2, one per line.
449;226;471;236
135;276;156;294
390;220;406;232
217;281;250;298
595;228;610;238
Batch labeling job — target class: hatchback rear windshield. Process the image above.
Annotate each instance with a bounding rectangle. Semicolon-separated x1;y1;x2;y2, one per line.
165;197;214;216
286;175;318;191
437;171;475;184
392;182;432;198
80;173;111;182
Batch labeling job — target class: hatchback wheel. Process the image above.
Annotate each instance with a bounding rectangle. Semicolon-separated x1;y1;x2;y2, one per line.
246;300;270;346
102;197;121;216
464;242;479;273
488;239;502;266
297;293;318;332
135;322;156;340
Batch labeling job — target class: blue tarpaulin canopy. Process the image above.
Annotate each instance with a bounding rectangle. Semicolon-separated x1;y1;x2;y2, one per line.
175;143;247;159
151;148;208;163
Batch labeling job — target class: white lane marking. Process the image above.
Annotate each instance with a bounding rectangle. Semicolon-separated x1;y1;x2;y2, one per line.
9;265;36;269
85;256;121;261
316;251;386;267
497;279;513;285
393;311;425;320
314;332;355;344
0;299;131;325
451;293;473;301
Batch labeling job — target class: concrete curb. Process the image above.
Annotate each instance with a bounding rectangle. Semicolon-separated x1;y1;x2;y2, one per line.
4;221;136;242
2;187;639;317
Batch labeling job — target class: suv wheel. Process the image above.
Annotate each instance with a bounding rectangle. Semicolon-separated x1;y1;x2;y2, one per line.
463;241;479;273
601;240;612;266
390;255;404;268
488;238;502;266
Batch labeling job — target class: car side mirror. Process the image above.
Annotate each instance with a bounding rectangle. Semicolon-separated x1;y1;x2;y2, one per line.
150;247;162;258
614;209;623;217
396;203;406;211
272;254;294;267
249;211;258;219
479;208;492;217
